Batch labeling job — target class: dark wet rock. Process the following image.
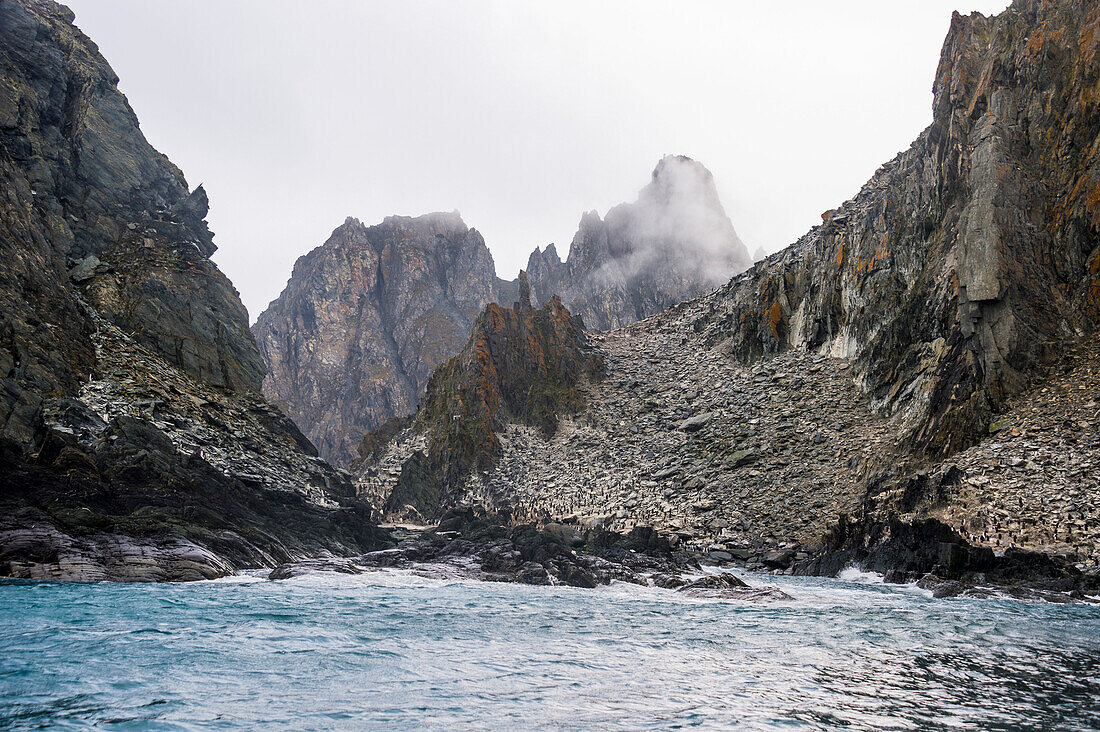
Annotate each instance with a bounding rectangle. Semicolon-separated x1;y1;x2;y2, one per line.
761;548;796;570
651;573;686;589
0;0;391;582
557;563;599;589
680;573;750;590
677;572;793;601
515;561;552;585
355;508;697;589
268;557;365;580
795;516;1100;598
914;575;1090;603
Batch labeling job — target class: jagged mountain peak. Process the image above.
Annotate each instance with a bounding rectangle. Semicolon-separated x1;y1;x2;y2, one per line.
380;209;468;232
526;242;563;270
256;157;754;464
527;155;753;330
611;154;743;263
360;286;602;520
254;210;507;465
643;154;720;204
325;211;472;248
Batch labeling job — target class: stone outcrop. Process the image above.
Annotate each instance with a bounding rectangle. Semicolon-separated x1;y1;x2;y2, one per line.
267;507;791;600
252;213;515;466
0;0;388;581
693;1;1100;456
526;155;752;331
0;0;263;397
358;275;602;520
359;0;1100;591
254;156;750;467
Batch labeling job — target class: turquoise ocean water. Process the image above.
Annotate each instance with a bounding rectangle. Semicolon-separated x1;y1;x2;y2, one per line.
2;569;1098;730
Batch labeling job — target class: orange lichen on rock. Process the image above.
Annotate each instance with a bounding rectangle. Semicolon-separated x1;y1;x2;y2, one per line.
386;273;602;516
766;301;783;340
1084;178;1100;219
1026;22;1066;62
1079;9;1100;65
854;244;891;275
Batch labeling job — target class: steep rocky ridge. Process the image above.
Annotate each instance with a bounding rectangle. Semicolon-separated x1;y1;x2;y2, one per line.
255;156;750;467
694;1;1100;456
360;0;1100;589
363;295;902;552
359;274;602;520
526;155;752;331
253;213;515;467
0;0;387;581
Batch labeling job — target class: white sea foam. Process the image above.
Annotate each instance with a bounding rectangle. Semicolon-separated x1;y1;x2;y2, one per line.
837;566;886;584
203;570;267;585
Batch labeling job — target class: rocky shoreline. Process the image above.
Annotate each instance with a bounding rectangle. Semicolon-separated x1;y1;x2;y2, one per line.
355;0;1100;602
266;508;1096;603
5;499;1097;603
4;0;1100;601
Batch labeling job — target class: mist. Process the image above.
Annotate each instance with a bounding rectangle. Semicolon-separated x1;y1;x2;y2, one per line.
604;155;751;289
60;0;1014;320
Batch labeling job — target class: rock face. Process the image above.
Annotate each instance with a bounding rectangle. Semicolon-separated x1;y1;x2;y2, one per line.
358;274;603;520
252;213;515;466
0;1;263;397
0;0;388;581
526;155;752;331
360;0;1100;589
694;2;1100;456
254;156;749;467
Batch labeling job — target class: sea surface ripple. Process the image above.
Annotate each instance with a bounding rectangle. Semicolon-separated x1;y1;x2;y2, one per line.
1;570;1098;730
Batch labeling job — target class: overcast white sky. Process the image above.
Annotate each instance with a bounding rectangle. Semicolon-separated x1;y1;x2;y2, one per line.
65;0;1011;321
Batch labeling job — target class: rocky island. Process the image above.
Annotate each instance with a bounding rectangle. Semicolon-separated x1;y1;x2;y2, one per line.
1;0;1098;603
357;0;1100;599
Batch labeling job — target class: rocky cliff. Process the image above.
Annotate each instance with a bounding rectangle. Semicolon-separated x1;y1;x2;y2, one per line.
255;156;749;467
526;155;752;331
694;1;1100;458
252;213;517;466
0;0;387;581
360;0;1100;590
358;274;602;520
